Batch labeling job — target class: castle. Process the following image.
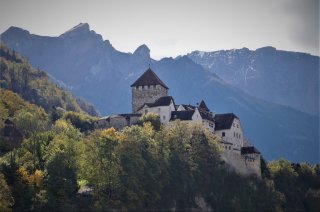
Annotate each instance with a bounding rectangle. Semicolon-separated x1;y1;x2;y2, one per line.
97;68;261;177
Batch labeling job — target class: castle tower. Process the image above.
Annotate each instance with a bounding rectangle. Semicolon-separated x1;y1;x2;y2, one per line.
131;68;169;113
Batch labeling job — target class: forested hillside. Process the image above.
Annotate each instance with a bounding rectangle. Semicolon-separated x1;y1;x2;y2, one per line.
0;108;319;211
0;44;99;116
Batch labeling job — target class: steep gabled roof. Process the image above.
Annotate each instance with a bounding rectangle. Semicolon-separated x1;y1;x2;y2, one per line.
131;68;169;89
198;100;209;112
241;146;261;154
181;104;196;110
214;113;239;130
170;110;195;121
199;110;215;122
137;96;175;111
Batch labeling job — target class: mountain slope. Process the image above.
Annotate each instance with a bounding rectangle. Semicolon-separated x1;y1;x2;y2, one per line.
0;43;99;116
1;24;318;163
187;48;319;116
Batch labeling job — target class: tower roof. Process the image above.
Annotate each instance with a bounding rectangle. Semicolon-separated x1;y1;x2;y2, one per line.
198;100;209;112
131;68;168;89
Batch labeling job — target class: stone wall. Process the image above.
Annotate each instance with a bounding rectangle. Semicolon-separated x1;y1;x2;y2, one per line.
220;145;261;178
96;115;141;130
132;85;168;113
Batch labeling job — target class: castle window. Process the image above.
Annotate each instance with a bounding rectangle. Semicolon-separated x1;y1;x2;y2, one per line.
239;134;241;139
222;132;225;137
158;108;161;112
163;115;166;120
237;124;239;128
229;146;231;150
234;132;235;137
145;109;148;114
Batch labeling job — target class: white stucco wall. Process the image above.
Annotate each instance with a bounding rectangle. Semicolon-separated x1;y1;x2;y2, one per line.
202;119;215;133
215;118;244;149
138;100;175;123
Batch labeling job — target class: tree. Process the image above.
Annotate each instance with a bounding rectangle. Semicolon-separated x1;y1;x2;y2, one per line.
268;159;304;211
138;113;161;131
78;128;121;209
0;173;14;211
46;119;81;210
13;109;47;138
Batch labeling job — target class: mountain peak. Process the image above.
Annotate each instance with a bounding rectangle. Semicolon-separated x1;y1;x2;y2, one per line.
60;23;91;37
2;26;30;37
256;46;276;52
134;44;150;58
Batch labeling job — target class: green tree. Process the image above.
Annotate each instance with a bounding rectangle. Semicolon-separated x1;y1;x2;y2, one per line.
78;128;121;209
138;112;161;131
46;120;80;210
0;172;14;211
13;108;47;138
268;159;303;211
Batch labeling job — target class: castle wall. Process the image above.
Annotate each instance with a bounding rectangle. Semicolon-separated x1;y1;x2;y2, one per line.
132;85;168;113
216;118;244;149
220;145;261;178
202;119;215;133
138;102;175;123
96;115;141;130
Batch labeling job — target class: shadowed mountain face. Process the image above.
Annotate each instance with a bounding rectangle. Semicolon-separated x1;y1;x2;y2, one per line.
1;23;319;163
187;48;319;116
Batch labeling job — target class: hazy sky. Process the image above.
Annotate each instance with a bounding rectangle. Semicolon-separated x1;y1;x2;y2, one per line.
0;0;319;59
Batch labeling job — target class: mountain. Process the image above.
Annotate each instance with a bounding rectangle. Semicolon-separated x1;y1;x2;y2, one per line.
0;43;99;116
187;48;319;116
1;24;318;163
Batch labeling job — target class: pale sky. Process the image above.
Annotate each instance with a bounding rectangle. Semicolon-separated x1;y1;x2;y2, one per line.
0;0;319;59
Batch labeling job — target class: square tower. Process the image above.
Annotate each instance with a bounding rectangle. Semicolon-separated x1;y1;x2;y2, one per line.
131;68;169;113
